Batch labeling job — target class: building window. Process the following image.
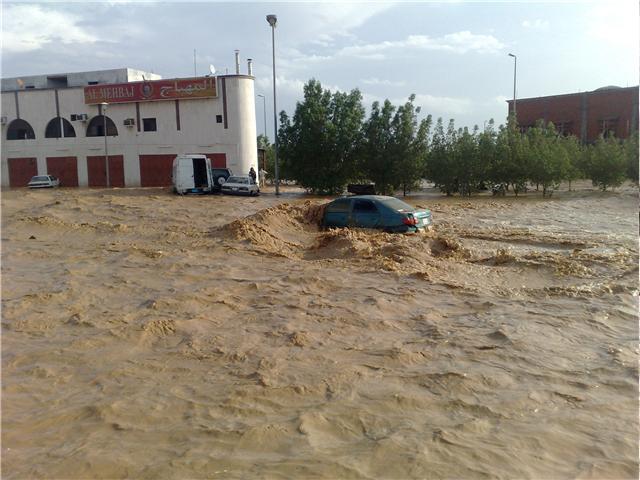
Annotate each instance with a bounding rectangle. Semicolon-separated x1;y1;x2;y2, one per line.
86;115;118;137
143;118;157;132
45;117;76;138
555;121;573;137
88;81;99;85
599;118;618;138
216;115;223;123
6;119;36;140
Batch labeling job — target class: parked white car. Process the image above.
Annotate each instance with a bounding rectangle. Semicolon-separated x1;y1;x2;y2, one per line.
221;175;260;196
27;175;60;188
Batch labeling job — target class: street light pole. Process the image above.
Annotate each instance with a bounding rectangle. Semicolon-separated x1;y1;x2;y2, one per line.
101;102;110;188
508;53;517;120
266;14;279;195
257;94;267;139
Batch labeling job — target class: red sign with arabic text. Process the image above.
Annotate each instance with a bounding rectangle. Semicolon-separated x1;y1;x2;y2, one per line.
84;77;217;104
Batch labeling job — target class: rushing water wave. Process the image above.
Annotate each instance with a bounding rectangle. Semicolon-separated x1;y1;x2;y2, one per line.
2;182;638;479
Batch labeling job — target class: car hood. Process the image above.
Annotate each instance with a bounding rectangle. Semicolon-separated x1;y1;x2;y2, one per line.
223;182;252;187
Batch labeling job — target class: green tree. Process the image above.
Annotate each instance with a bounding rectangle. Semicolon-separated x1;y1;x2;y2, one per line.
426;117;458;195
359;100;396;194
256;134;276;177
477;120;497;190
454;126;481;196
490;122;512;189
624;131;639;184
562;134;585;191
585;135;627;191
496;115;528;195
277;79;365;194
525;121;570;196
277;110;296;181
390;95;430;196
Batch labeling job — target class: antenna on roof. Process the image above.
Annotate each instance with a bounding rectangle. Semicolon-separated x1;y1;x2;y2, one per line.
209;64;216;76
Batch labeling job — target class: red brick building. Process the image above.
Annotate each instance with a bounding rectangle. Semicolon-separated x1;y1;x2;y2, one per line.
508;86;639;143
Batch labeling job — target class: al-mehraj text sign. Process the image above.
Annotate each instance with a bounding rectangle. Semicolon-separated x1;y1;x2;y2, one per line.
84;77;217;104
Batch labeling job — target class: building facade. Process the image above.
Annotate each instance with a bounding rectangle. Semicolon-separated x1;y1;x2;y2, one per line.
1;67;258;188
508;86;639;143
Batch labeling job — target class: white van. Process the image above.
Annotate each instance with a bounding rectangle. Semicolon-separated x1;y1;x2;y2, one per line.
172;155;213;194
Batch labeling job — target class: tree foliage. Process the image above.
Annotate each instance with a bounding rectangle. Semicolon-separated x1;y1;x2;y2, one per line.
359;100;396;194
275;78;637;196
525;121;571;196
382;95;431;196
625;131;639;184
584;135;628;191
256;134;275;175
278;79;364;194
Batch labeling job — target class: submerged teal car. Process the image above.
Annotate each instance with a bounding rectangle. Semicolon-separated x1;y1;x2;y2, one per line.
322;195;432;233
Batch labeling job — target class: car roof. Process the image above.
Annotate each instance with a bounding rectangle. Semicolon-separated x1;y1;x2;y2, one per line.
334;195;396;201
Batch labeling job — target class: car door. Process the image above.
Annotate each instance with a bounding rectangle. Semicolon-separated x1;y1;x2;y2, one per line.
324;198;351;227
350;199;381;228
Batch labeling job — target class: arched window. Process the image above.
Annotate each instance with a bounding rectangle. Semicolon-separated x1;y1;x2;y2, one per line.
6;119;36;140
86;115;118;137
45;117;76;138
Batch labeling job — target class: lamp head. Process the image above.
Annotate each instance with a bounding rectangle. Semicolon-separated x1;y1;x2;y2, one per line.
508;53;516;58
266;14;277;27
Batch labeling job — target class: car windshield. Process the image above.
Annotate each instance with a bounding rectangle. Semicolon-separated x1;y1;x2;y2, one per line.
31;176;49;181
227;176;248;184
380;197;415;212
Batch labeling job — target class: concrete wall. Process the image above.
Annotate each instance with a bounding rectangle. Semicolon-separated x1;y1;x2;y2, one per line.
1;75;257;187
1;68;161;91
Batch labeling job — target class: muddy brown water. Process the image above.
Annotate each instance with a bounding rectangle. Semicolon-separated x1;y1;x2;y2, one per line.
2;182;638;479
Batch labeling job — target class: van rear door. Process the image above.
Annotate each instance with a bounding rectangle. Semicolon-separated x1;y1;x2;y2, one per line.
192;157;209;188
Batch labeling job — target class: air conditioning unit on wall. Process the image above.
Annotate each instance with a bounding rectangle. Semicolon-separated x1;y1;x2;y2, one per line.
124;118;135;127
0;116;7;125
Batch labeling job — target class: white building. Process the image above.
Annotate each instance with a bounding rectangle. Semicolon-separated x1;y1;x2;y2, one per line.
1;67;258;188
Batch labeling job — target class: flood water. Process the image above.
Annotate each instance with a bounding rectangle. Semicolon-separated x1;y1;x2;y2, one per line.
2;182;638;479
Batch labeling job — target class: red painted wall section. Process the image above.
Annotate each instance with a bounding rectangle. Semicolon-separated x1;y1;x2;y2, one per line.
199;153;227;168
87;155;125;187
514;94;583;135
586;89;638;141
509;86;639;143
8;157;38;187
139;154;176;187
46;156;79;187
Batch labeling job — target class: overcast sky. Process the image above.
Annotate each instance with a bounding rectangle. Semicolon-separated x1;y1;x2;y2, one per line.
2;0;638;137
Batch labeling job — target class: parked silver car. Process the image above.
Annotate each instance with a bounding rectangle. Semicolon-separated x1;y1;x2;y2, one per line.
27;175;60;188
221;175;260;196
